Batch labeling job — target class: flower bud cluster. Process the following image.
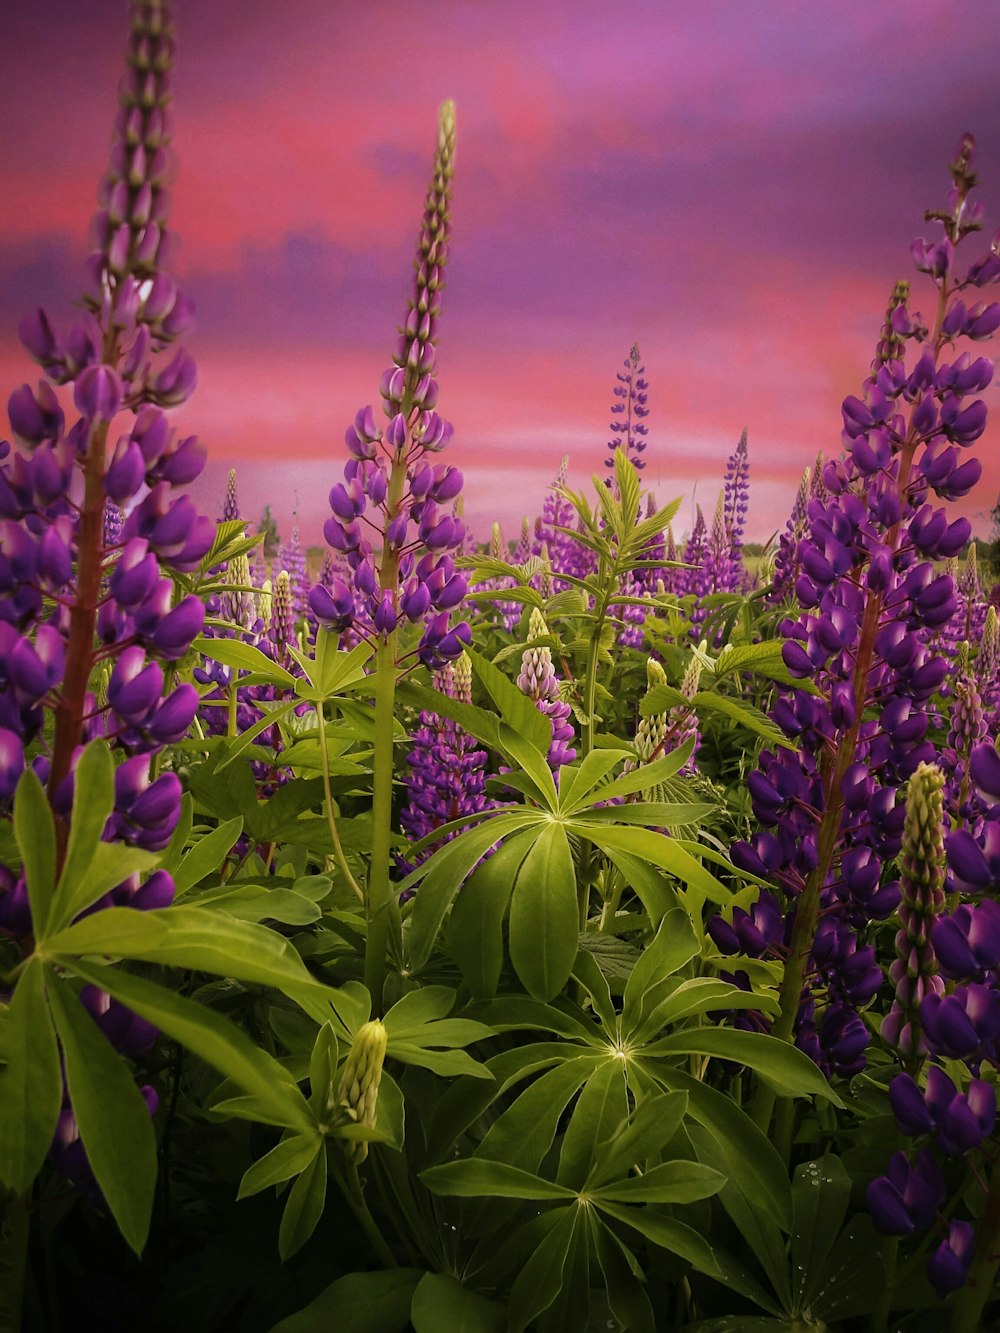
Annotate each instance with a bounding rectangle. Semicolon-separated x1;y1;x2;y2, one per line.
606;343;649;474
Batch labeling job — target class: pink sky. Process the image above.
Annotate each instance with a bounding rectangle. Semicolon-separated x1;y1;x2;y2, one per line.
3;0;1000;546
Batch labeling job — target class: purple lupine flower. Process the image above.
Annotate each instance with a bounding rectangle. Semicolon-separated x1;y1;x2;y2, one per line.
722;427;750;578
867;1149;946;1235
720;139;1000;1088
771;466;811;602
399;652;493;874
927;1220;977;1296
517;608;575;771
222;466;240;523
313;104;469;668
278;517;309;623
605;343;649;475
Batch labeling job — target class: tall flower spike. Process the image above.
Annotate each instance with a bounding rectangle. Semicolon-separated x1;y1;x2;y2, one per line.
222;466;240;523
517;608;575;771
770;465;811;602
606;342;649;475
722;428;750;574
882;763;948;1059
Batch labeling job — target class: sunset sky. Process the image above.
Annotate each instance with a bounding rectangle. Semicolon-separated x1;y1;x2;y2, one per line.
3;0;1000;547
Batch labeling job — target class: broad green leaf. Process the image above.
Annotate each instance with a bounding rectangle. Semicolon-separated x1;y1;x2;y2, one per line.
509;823;579;1000
13;768;56;938
161;792;194;874
498;722;559;811
591;1160;726;1205
565;742;695;811
398;681;501;753
308;1022;339;1113
68;961;313;1131
555;747;629;810
448;829;537;998
656;1070;792;1233
574;823;731;904
237;1133;321;1199
194;635;297;688
47;972;157;1254
631;977;778;1042
278;1141;327;1259
268;1268;423;1333
591;1214;655;1333
421;1159;575;1201
586;1092;688;1189
556;1060;628;1190
45;906;334;1013
571;948;617;1032
382;984;457;1036
374;1069;405;1151
172;816;244;895
215;699;299;771
691;690;793;750
187;883;321;925
596;1200;722;1278
621;909;700;1037
0;959;61;1192
53;741;115;933
791;1154;851;1316
385;1043;491;1080
576;800;716;827
808;1216;885;1322
600;848;680;924
478;1056;599;1172
410;1274;505;1333
467;648;552;756
643;1029;843;1104
50;844;160;932
506;1209;576;1333
406;813;536;971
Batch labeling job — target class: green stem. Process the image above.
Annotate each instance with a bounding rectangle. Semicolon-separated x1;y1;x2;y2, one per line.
316;700;364;905
329;1158;398;1269
364;629;400;1007
0;1187;29;1333
949;1158;1000;1332
870;1235;899;1333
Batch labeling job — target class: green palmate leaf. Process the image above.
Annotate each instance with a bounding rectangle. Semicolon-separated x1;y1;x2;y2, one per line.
478;1056;599;1173
385;1043;492;1080
571;948;618;1029
599;848;681;924
268;1268;424;1333
556;1060;629;1190
237;1132;322;1200
194;635;297;688
187;883;322;925
161;793;194;875
691;690;793;750
591;1214;655;1333
278;1140;327;1259
51;844;160;933
373;1069;405;1150
68;962;314;1132
497;722;558;810
565;742;695;811
382;984;458;1035
791;1155;851;1316
631;977;778;1042
44;906;335;1015
573;823;731;904
308;1022;339;1113
448;828;538;998
613;450;642;532
406;813;537;972
13;768;56;938
577;800;717;827
421;1159;576;1201
506;1209;577;1333
46;972;157;1255
555;748;630;809
467;649;553;755
410;1274;505;1333
214;699;299;772
509;823;579;1000
621;908;701;1036
708;640;820;694
0;959;62;1193
53;741;115;934
643;1029;843;1104
657;1071;792;1233
586;1092;689;1189
595;1200;722;1278
591;1160;727;1205
172;816;244;895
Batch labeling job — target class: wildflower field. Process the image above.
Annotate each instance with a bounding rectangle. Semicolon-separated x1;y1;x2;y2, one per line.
4;4;1000;1331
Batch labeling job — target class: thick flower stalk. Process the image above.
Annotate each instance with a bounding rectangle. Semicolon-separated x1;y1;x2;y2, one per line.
309;101;468;1005
517;608;576;771
719;137;1000;1135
